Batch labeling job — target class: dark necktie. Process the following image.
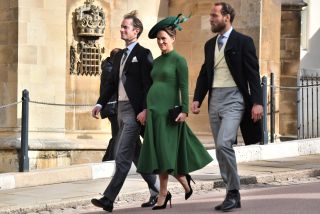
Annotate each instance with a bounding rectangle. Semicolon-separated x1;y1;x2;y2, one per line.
121;48;128;65
218;35;224;50
120;48;128;84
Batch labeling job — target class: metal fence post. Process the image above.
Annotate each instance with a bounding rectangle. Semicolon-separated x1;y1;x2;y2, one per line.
20;89;29;172
270;73;275;143
317;73;319;138
301;75;305;138
297;73;301;139
262;76;268;144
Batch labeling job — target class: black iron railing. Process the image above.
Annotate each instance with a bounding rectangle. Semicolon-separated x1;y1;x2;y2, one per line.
297;68;320;139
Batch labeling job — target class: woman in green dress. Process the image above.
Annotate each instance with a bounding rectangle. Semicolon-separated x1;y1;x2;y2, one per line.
137;15;213;210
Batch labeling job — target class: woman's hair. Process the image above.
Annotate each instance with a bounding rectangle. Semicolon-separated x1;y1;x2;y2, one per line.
161;26;176;38
123;10;143;38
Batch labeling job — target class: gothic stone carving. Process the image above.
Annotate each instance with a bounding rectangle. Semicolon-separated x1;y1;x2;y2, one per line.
70;0;105;76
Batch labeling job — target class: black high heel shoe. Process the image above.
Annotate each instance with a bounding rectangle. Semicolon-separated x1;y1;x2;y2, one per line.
152;191;172;210
185;174;195;200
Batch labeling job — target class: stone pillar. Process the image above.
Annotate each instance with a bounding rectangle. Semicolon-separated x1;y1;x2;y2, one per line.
0;1;18;130
260;0;282;140
279;2;306;138
1;0;69;172
17;0;67;138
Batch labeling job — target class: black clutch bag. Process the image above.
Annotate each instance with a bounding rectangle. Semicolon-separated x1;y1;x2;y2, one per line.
168;106;182;124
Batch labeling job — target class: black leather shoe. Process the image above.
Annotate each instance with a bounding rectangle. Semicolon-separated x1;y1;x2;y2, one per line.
91;196;113;212
214;203;223;210
215;202;241;211
220;190;241;212
141;195;158;207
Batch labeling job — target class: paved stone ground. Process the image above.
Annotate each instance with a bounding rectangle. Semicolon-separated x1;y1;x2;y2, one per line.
24;176;320;214
2;154;320;214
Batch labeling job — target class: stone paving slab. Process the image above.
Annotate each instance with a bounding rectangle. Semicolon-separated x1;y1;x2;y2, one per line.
2;139;320;192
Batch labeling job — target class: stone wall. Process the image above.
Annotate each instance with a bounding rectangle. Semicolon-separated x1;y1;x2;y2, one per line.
260;0;282;139
279;5;302;137
0;150;19;173
0;0;18;129
17;0;67;137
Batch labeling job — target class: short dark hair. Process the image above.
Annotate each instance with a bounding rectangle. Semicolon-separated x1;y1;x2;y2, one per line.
214;2;235;23
123;10;143;38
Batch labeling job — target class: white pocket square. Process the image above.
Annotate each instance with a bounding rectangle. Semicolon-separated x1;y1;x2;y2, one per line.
132;56;138;62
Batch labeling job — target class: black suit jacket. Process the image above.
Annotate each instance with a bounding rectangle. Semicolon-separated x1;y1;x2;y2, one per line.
97;43;153;123
193;30;263;145
99;57;117;119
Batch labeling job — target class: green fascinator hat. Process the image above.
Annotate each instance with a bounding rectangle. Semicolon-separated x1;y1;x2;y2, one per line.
148;14;190;39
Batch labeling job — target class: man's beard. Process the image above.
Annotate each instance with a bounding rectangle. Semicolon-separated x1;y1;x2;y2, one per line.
211;21;226;33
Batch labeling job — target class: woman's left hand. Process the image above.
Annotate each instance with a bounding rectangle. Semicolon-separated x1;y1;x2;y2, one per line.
175;112;187;123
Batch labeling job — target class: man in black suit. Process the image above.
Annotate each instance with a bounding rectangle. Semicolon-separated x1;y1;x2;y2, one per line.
100;48;121;162
191;2;263;212
91;11;159;212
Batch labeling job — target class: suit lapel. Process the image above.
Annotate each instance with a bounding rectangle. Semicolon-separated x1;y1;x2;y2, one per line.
223;30;237;77
207;38;216;71
224;30;236;54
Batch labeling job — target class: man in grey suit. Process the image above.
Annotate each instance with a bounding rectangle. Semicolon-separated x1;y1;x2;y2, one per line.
91;10;159;212
191;2;263;212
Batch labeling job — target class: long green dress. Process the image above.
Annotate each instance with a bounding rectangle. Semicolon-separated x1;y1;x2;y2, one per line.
137;50;212;175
